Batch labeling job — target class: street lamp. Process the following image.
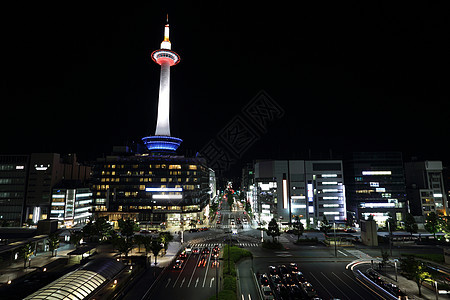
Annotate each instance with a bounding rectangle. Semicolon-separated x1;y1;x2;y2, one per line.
333;222;337;257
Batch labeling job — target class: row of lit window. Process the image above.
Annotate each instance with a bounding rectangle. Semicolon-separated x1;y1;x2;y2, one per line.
103;164;197;170
93;184;199;191
117;205;182;211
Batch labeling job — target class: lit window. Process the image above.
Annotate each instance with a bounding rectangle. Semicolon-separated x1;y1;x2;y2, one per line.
189;165;197;170
169;165;181;169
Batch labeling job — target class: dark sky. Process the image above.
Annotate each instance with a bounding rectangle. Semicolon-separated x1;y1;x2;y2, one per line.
2;2;449;175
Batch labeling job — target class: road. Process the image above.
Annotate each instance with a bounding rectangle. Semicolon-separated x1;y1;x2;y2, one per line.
144;246;220;300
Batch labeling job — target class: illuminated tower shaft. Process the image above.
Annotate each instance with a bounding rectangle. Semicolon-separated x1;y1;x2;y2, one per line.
142;20;182;153
155;60;171;136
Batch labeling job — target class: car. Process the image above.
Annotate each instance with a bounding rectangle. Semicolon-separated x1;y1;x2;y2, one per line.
211;249;219;258
283;274;296;287
173;259;183;269
288;262;299;273
192;248;200;255
262;286;274;300
270;274;283;288
294;271;307;283
289;285;303;298
198;255;207;267
201;247;210;255
211;259;219;268
268;266;278;276
301;282;318;297
189;228;199;233
178;250;187;259
260;273;270;287
278;265;289;276
185;246;192;253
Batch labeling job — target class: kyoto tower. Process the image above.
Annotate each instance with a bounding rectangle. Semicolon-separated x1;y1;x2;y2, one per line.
142;17;183;154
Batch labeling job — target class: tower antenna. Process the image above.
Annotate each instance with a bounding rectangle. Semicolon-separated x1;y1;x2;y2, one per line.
166;14;169;24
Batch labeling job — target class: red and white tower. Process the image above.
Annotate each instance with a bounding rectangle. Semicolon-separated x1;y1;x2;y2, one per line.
142;17;182;153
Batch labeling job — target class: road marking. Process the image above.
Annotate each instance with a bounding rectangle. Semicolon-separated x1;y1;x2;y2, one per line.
202;254;211;287
187;254;202;287
195;277;199;288
338;250;348;256
173;253;191;288
320;272;351;300
210;277;214;288
342;272;379;299
180;277;185;288
165;278;171;288
248;294;251;300
309;272;333;298
332;272;364;299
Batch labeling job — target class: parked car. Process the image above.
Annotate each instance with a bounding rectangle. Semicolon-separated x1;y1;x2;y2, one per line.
301;282;318;298
262;286;274;300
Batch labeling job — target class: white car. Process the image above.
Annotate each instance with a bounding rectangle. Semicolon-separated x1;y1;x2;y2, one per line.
185;246;192;253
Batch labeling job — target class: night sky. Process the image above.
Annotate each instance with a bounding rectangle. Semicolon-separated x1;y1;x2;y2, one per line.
2;2;449;175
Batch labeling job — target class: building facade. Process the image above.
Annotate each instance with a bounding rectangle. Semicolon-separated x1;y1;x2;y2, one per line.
250;160;346;227
91;152;211;229
405;161;448;217
344;152;407;226
50;180;93;227
0;155;29;226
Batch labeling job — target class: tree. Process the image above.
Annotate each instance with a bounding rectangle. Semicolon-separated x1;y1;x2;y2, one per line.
293;215;304;241
150;239;164;265
400;256;431;296
70;231;83;248
18;243;35;269
424;212;440;239
142;236;153;266
404;213;418;235
319;215;332;235
95;217;113;241
366;214;374;221
159;232;173;254
134;234;145;253
47;233;60;257
267;218;280;243
118;218;138;242
111;232;133;258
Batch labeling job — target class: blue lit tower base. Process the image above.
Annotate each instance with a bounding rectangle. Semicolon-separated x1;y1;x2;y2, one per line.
142;135;183;154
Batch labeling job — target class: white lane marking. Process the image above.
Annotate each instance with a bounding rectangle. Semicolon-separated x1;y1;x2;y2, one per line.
165;278;171;288
187;253;202;287
180;277;185;288
338;250;348;256
210;277;215;288
309;272;333;298
202;254;212;287
320;272;351;300
195;277;199;288
248;294;251;300
173;253;191;288
332;272;364;299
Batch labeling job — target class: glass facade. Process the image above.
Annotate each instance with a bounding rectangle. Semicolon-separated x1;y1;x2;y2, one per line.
91;154;210;228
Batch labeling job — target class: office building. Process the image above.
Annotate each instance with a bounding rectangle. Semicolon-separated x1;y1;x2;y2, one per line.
0;155;29;226
344;152;407;226
91;152;211;229
250;160;346;227
50;180;93;227
405;160;448;216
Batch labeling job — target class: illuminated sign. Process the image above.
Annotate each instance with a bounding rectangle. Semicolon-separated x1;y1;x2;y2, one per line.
283;179;288;209
322;174;337;178
307;184;313;202
362;171;392;175
152;194;183;200
146;187;183;192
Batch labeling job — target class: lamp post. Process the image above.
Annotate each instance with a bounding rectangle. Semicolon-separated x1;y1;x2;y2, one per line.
394;260;398;282
333;222;337;257
435;280;439;300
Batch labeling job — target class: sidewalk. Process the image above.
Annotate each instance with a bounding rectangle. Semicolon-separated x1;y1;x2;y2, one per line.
0;243;75;284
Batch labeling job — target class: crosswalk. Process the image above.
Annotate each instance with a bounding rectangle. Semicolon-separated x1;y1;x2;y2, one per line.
345;249;372;259
187;242;260;248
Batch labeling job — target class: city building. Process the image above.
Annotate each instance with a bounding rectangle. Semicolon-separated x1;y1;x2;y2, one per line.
0;155;29;226
0;153;90;226
250;160;346;228
91;20;213;230
405;160;448;217
25;153;91;224
344;152;407;226
50;180;93;227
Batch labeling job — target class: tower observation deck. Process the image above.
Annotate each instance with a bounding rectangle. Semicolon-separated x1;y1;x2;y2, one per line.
142;18;182;154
